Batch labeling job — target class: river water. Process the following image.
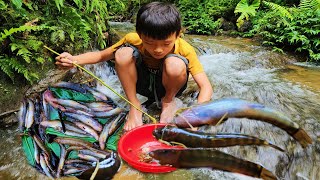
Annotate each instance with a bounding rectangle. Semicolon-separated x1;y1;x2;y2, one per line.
0;22;319;180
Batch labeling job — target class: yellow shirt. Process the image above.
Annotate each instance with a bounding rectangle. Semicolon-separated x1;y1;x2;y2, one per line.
110;33;204;75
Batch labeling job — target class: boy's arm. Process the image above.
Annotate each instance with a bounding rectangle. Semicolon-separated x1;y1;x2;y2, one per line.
55;47;114;67
192;72;213;103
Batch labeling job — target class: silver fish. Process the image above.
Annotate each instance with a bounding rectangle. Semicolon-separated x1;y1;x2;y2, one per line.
17;98;27;132
25;99;35;129
174;98;312;148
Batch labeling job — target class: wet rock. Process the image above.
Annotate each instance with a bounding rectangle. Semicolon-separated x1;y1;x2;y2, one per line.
238;20;252;32
220;18;236;31
0;114;17;127
25;68;72;97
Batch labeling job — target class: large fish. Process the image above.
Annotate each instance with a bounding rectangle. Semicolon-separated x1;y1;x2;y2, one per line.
173;98;312;148
77;152;121;180
149;148;277;180
153;125;284;151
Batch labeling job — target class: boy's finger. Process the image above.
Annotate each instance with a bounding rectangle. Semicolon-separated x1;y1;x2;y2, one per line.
55;61;74;67
57;57;73;64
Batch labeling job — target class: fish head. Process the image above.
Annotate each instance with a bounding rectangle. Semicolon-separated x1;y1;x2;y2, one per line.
148;149;180;166
173;107;201;127
152;125;178;141
152;127;164;139
77;151;121;180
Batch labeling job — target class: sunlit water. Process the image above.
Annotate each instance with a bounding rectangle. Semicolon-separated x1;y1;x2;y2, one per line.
1;22;319;180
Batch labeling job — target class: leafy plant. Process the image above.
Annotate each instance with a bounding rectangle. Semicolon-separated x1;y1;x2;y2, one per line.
178;0;222;35
246;0;320;62
234;0;261;29
299;0;320;10
0;0;126;84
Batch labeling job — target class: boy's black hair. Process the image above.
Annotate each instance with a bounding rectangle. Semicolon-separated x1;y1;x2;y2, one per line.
136;2;181;40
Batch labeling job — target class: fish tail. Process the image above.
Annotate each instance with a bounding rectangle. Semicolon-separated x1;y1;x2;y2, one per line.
260;168;278;180
264;141;285;152
292;128;312;148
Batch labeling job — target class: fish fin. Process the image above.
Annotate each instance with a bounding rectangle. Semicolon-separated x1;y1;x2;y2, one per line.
260;168;277;180
293;128;313;148
58;110;66;133
170;141;187;148
267;142;285;152
175;107;190;114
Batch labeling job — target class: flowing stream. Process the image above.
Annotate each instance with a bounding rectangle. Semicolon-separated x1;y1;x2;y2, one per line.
0;22;319;180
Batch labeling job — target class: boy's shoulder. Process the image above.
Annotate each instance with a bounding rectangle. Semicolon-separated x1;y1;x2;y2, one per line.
124;32;140;39
176;37;195;54
123;32;142;45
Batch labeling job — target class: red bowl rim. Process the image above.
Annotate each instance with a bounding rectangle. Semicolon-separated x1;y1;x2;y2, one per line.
118;123;177;173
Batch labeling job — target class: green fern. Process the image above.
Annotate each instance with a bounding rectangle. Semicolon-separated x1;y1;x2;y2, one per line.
50;30;65;44
0;56;15;81
72;0;83;8
299;0;320;10
26;39;43;51
0;0;7;10
0;25;49;42
54;0;64;12
11;0;22;9
262;1;293;20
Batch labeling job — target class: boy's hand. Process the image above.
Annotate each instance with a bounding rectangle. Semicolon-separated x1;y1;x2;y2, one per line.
55;52;77;68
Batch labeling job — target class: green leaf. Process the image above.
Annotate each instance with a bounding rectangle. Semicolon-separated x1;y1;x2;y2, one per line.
272;47;284;53
0;1;8;10
46;142;61;158
73;0;83;8
36;57;45;63
263;1;293;20
11;0;22;9
235;0;260;28
22;135;35;166
54;0;64;11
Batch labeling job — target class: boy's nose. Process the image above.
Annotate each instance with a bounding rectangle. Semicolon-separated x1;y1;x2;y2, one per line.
154;47;163;53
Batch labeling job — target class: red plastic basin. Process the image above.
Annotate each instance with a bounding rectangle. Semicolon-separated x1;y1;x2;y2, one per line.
118;123;180;173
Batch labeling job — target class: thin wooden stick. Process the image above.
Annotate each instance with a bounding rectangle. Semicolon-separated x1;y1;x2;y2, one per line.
0;109;19;118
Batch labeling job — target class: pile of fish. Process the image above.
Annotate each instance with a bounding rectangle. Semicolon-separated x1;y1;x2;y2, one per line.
148;98;313;180
18;82;127;179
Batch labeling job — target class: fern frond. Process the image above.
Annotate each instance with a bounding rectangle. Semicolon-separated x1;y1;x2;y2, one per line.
0;25;49;42
50;30;65;44
36;57;45;63
0;56;15;81
300;0;320;10
26;39;43;51
11;0;22;9
54;0;64;12
72;0;83;8
263;1;293;20
17;48;32;63
8;57;38;83
0;0;8;10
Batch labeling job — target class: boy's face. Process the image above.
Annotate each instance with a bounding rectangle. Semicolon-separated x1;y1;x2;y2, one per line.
140;33;177;60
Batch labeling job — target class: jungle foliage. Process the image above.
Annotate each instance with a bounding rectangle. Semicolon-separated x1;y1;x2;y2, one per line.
240;0;320;62
176;0;319;62
0;0;123;84
1;0;319;84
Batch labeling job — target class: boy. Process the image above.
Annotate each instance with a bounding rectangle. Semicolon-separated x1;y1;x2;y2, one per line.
55;2;213;131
